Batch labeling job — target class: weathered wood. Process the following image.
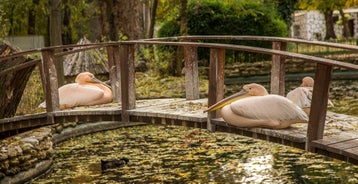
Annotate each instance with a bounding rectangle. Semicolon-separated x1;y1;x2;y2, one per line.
0;44;35;119
184;45;199;100
307;63;332;151
107;45;121;102
271;41;286;95
119;44;136;122
207;48;225;131
63;38;109;77
41;49;60;113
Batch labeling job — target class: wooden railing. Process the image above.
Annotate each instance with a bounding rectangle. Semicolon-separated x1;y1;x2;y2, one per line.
0;36;358;152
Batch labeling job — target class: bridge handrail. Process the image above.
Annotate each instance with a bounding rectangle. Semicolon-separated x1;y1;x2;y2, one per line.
143;35;358;51
1;39;357;77
1;36;358;153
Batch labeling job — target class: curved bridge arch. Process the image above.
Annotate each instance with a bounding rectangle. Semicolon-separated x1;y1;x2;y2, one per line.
0;36;358;170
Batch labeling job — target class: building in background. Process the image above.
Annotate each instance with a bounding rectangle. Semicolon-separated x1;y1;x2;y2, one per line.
291;8;358;40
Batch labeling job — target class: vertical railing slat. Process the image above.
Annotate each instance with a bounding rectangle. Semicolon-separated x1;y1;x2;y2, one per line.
306;63;332;151
271;41;286;95
207;48;225;131
41;49;60;115
184;45;199;100
119;44;136;122
107;45;121;102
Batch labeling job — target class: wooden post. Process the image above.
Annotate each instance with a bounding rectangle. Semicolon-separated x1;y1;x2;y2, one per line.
107;45;121;102
119;44;136;122
184;45;199;100
271;41;286;95
306;63;332;151
41;49;60;113
207;48;225;131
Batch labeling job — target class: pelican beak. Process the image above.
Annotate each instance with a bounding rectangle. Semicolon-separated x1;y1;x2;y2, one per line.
90;76;112;89
204;89;251;112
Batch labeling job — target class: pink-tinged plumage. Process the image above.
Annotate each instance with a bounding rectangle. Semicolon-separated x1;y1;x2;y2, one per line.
205;83;308;129
286;76;333;116
39;72;112;109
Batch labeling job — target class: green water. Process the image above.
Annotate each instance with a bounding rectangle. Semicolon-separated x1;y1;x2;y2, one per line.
31;125;358;184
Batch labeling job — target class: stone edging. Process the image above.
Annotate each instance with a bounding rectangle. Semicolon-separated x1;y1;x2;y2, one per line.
0;121;146;184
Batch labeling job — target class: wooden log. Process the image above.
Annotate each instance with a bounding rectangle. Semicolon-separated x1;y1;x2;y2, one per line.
271;41;286;95
207;48;225;131
0;44;35;118
119;44;136;122
184;45;199;100
307;63;332;151
41;49;60;113
107;45;121;102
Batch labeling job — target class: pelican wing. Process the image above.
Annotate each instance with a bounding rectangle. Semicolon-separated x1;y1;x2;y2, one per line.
230;95;308;122
286;87;312;108
59;83;104;107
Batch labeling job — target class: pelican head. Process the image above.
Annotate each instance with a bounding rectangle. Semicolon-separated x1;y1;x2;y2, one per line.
300;76;314;87
204;83;268;112
75;72;111;89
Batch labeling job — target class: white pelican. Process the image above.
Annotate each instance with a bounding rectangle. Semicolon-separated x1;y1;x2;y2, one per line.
205;83;308;129
39;72;112;109
286;76;333;116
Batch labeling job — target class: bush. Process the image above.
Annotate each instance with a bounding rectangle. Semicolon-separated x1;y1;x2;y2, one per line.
157;0;288;66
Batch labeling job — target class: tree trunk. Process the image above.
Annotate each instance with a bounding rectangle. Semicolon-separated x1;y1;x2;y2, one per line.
49;0;64;86
148;0;158;39
339;9;351;38
113;0;144;40
324;11;336;40
62;0;72;45
0;44;35;119
170;0;188;76
28;0;40;34
99;0;111;41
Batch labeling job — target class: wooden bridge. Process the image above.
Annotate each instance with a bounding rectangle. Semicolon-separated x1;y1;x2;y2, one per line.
1;36;358;165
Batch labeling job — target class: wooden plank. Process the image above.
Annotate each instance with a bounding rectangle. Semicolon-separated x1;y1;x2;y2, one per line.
207;48;225;131
329;139;358;150
270;41;286;95
184;45;199;100
119;44;136;122
307;63;332;151
344;147;358;160
41;49;60;113
106;45;121;102
313;133;358;146
211;118;306;143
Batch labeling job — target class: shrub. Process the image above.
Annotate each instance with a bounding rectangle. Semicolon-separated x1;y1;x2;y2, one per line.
157;0;288;67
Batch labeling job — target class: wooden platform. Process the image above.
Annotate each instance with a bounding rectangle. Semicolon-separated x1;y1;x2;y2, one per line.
1;98;358;164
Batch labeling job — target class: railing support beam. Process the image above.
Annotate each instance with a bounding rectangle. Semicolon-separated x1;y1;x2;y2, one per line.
107;45;121;102
306;63;332;151
41;49;60;113
119;44;136;122
184;45;199;100
271;41;286;96
207;48;225;131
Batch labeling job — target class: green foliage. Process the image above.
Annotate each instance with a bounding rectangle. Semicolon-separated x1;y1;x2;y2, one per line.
0;0;48;37
157;0;288;69
0;0;99;44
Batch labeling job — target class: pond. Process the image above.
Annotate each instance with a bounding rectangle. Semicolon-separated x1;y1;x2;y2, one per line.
31;125;358;183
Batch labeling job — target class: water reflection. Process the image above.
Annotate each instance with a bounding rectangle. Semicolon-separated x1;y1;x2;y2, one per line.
31;125;358;183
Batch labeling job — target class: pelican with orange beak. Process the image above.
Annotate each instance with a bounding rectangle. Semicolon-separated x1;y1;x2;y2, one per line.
205;83;308;129
39;72;113;109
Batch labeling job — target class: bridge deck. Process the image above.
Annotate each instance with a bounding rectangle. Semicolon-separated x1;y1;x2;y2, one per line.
1;98;357;164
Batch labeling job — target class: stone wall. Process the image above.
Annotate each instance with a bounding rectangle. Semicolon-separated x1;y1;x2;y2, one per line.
291;9;358;40
200;58;358;78
0;121;141;184
291;10;326;40
0;127;53;184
